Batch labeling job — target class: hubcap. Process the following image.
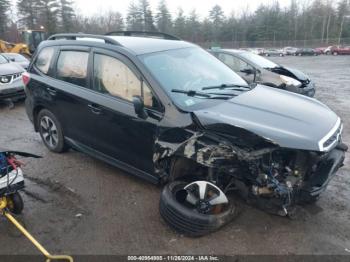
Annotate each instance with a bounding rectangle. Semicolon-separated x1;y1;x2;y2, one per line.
40;116;58;148
184;181;228;214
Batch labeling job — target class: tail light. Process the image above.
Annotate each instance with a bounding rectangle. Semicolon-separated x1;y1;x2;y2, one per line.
22;72;30;86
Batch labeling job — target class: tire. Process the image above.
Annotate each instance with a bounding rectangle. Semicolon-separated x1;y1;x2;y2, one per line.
333;52;338;56
298;53;302;56
265;54;269;57
159;181;237;237
7;192;24;215
37;109;67;153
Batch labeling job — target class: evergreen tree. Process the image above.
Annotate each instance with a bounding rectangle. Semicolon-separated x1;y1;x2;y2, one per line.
209;5;225;41
156;0;172;33
0;0;10;37
186;10;200;42
126;1;143;30
17;0;41;28
39;0;59;34
173;8;186;38
59;0;75;32
138;0;156;31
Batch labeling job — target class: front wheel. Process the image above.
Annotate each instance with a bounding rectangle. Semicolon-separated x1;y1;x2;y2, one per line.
159;181;237;237
37;109;67;153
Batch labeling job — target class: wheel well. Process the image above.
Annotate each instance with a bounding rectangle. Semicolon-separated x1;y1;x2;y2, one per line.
33;105;45;131
168;157;209;183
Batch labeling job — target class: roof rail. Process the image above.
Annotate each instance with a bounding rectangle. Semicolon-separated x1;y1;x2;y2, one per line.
105;31;181;41
48;33;122;46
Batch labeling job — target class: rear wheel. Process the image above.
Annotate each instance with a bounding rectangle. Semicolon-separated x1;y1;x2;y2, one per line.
160;181;237;237
37;109;67;153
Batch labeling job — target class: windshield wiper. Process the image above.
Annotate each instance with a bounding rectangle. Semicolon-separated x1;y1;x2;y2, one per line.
201;83;251;91
171;89;211;97
171;89;237;99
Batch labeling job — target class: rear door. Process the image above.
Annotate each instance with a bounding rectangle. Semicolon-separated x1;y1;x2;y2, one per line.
50;46;95;146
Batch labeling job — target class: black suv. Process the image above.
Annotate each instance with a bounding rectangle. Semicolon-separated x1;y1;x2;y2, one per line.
25;32;346;236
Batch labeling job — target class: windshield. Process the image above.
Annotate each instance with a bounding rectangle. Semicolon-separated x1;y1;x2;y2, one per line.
140;47;248;109
238;51;278;69
0;55;8;64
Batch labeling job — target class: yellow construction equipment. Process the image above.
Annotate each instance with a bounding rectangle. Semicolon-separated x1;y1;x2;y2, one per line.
0;29;46;58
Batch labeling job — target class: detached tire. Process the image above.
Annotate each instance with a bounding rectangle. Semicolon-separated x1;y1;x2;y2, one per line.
160;181;237;237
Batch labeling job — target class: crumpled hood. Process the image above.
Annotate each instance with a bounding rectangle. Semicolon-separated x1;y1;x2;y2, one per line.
194;85;339;151
281;66;309;81
0;63;24;75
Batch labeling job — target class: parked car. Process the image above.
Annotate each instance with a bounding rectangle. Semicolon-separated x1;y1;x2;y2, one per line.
24;32;346;236
329;46;350;55
1;53;30;70
324;45;337;55
283;46;298;55
294;48;318;56
251;48;264;55
0;54;25;101
262;48;284;56
314;47;326;55
209;49;316;97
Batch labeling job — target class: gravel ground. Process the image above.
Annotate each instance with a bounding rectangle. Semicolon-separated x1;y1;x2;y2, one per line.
0;55;349;257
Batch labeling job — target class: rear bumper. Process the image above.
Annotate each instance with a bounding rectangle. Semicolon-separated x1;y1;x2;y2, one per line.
299;143;347;200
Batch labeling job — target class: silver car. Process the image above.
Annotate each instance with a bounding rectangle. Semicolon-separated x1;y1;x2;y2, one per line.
0;54;25;101
1;53;30;70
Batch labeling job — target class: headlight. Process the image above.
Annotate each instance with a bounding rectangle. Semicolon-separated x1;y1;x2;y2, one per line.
279;75;301;87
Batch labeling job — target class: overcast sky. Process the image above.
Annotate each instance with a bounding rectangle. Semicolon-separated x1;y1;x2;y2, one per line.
73;0;291;18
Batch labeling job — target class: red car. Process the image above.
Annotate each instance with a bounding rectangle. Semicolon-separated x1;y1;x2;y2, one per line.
330;46;350;55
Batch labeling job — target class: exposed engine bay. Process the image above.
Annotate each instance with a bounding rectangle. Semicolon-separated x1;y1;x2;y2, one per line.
210;145;347;216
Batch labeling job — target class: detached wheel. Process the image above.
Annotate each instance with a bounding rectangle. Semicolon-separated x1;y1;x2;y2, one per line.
160;181;237;237
37;109;67;153
7;192;24;215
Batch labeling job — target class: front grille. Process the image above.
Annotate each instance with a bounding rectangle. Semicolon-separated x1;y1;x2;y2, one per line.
0;73;22;84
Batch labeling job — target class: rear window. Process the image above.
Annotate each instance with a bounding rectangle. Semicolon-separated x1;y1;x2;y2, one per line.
56;51;89;87
35;47;55;74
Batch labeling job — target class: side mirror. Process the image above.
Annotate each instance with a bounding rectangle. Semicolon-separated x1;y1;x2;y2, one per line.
132;96;148;119
240;68;255;75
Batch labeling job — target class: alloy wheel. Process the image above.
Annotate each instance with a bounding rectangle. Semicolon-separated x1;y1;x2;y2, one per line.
40;116;59;149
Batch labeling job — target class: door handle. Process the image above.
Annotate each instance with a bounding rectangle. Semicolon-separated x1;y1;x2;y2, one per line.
88;104;102;114
46;87;57;96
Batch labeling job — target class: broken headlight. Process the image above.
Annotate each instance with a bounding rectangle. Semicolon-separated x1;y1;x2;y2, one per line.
279;75;301;87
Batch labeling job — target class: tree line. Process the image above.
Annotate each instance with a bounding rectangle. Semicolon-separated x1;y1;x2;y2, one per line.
1;0;349;46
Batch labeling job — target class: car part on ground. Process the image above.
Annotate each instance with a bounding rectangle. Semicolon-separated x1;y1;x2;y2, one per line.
159;181;237;237
24;32;347;235
209;49;315;97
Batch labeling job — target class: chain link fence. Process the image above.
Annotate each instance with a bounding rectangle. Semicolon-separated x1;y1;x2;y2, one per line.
197;38;350;49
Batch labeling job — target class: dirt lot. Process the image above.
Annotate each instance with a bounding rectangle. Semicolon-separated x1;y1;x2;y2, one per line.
0;55;349;257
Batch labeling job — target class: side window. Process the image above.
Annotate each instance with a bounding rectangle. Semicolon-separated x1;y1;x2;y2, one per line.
35;47;55;74
56;51;89;87
93;54;157;108
218;53;251;72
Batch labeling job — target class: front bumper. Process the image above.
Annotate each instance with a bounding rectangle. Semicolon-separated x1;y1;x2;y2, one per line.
299;143;347;201
0;80;25;101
